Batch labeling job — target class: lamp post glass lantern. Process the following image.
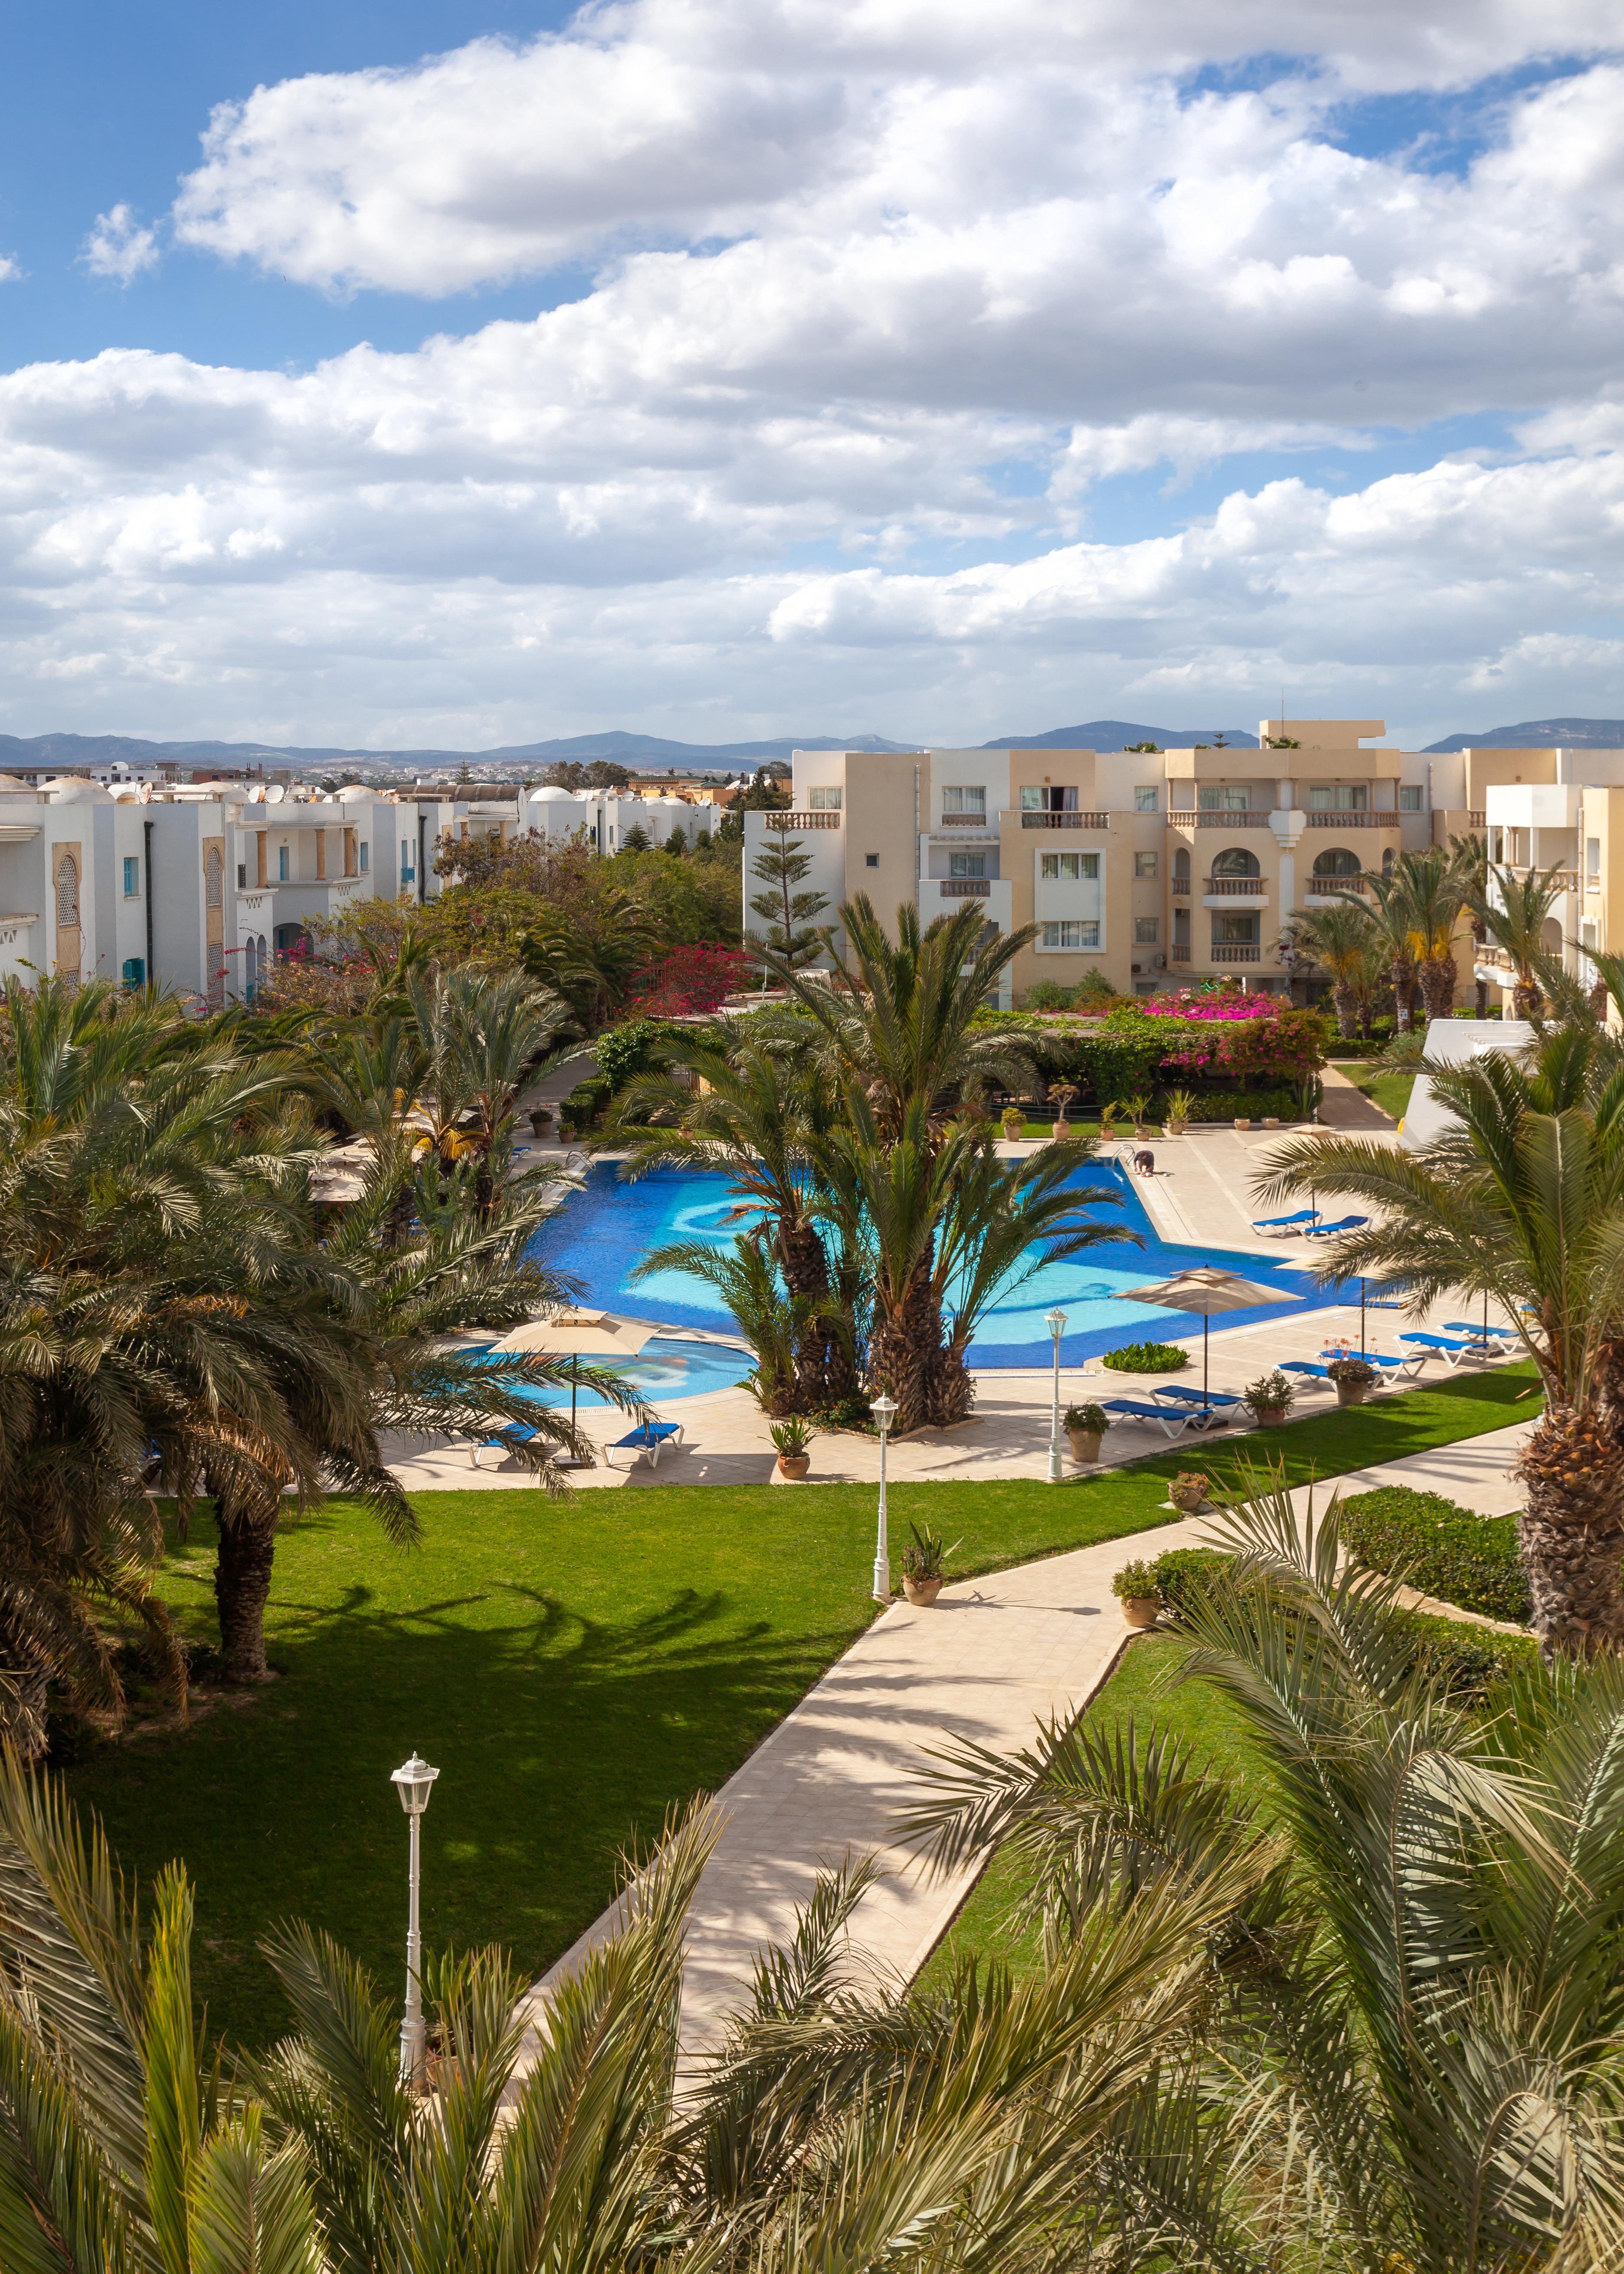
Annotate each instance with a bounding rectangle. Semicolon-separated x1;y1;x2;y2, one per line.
391;1751;439;2087
871;1393;897;1601
1046;1307;1067;1482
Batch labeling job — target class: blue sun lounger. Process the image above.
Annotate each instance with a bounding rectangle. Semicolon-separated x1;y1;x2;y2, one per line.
606;1420;685;1470
1398;1331;1492;1367
470;1420;544;1469
1250;1208;1319;1236
1303;1214;1370;1239
1151;1384;1245;1427
1442;1320;1518;1347
1100;1397;1193;1442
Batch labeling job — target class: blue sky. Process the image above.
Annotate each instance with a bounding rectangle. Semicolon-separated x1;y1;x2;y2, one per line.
0;2;1621;750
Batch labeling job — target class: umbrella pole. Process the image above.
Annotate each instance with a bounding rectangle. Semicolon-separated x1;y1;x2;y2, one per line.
570;1357;579;1459
1203;1313;1210;1410
1361;1277;1366;1358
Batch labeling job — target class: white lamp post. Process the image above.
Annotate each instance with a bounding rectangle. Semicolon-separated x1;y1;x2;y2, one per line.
1046;1307;1067;1483
871;1393;897;1601
391;1751;439;2087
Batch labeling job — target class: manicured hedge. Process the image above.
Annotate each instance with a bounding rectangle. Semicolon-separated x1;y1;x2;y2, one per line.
1102;1342;1188;1373
1338;1487;1530;1623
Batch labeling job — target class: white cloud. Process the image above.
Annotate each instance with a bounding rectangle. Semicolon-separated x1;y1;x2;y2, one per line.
81;205;160;283
0;257;20;285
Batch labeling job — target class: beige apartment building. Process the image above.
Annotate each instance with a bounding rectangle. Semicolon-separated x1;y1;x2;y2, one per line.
740;721;1624;1011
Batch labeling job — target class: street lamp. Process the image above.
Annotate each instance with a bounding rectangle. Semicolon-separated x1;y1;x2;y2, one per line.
871;1393;897;1602
1046;1307;1067;1483
391;1751;439;2088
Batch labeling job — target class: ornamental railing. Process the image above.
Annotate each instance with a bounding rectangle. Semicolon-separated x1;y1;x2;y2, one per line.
1303;810;1398;827
765;811;840;829
1020;810;1110;829
1209;945;1261;963
938;811;989;826
1204;877;1267;896
938;877;991;897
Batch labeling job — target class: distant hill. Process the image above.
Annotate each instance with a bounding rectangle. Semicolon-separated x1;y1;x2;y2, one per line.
481;730;916;763
0;727;915;774
1423;718;1624;753
984;720;1259;750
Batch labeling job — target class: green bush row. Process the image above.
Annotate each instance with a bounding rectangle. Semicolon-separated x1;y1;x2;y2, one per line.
560;1075;613;1128
1337;1487;1530;1622
1101;1342;1188;1373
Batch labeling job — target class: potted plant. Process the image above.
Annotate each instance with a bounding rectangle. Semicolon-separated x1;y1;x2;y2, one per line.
1162;1087;1194;1136
901;1520;959;1606
1064;1401;1110;1463
770;1415;815;1479
1243;1369;1296;1428
1327;1354;1378;1407
1050;1080;1079;1137
1262;1115;1280;1128
1097;1101;1118;1143
1126;1091;1153;1138
1112;1558;1161;1628
1000;1103;1025;1140
1168;1471;1207;1514
529;1105;553;1138
1234;1115;1252;1131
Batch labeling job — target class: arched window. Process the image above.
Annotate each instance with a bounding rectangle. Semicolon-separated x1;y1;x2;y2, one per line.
1211;847;1261;879
244;937;258;992
205;846;223;908
55;854;79;927
1312;848;1362;878
1173;847;1191;878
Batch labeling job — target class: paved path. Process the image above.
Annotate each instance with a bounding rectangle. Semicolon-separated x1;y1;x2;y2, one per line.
518;1421;1533;2061
1316;1063;1398;1130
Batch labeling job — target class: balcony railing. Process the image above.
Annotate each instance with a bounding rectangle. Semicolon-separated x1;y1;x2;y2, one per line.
938;811;989;826
1019;810;1110;829
1169;945;1192;964
1181;811;1269;828
1171;877;1190;894
938;877;991;897
1303;810;1398;828
1210;946;1261;963
766;810;840;829
1204;876;1267;896
1468;811;1486;827
1306;873;1369;895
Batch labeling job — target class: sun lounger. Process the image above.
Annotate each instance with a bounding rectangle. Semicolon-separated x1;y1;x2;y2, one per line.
470;1420;544;1468
1280;1360;1333;1386
1303;1215;1370;1239
1441;1320;1518;1345
1250;1208;1320;1236
1151;1384;1244;1427
1100;1397;1193;1441
1398;1331;1492;1367
605;1420;685;1470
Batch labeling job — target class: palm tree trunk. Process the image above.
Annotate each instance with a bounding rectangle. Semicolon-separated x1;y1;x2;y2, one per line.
214;1508;279;1683
1331;982;1357;1041
1511;973;1542;1024
869;1256;943;1433
1514;1406;1624;1658
1419;953;1457;1022
1391;955;1414;1032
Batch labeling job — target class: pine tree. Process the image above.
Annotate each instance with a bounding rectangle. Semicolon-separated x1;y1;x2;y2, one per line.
747;831;829;970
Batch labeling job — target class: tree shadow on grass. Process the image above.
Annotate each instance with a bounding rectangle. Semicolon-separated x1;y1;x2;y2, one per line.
68;1570;868;2055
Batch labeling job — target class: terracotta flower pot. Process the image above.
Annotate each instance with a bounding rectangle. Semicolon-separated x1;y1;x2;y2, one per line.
1067;1428;1103;1463
1262;1116;1280;1127
1052;1119;1072;1138
1234;1117;1252;1130
1121;1596;1159;1628
903;1573;943;1606
1336;1379;1371;1407
777;1453;811;1480
1169;1481;1206;1513
1254;1406;1288;1428
1164;1120;1187;1136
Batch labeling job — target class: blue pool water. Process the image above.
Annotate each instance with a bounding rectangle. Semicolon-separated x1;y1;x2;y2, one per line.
470;1334;755;1408
527;1162;1339;1370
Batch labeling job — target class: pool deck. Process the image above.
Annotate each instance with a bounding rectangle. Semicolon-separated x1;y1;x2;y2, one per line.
386;1121;1527;1493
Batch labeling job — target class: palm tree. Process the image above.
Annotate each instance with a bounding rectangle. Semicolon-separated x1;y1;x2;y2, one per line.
1357;861;1418;1032
1392;844;1468;1023
1463;858;1567;1024
905;1479;1624;2270
1252;1026;1624;1654
1283;895;1379;1039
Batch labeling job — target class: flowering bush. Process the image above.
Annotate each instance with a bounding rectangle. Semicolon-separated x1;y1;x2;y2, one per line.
626;943;756;1016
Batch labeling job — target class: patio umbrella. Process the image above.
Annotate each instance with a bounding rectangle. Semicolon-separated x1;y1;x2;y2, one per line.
489;1310;654;1454
1121;1266;1301;1411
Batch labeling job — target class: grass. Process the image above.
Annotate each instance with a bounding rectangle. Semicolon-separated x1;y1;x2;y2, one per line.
66;1361;1537;2050
920;1632;1265;1984
1331;1061;1416;1122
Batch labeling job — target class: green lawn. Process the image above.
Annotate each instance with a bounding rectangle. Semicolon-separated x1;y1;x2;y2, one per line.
920;1631;1267;1985
1331;1062;1416;1122
67;1362;1536;2051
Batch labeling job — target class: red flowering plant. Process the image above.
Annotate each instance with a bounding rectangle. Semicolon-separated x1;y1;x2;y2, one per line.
626;942;757;1017
1106;993;1330;1085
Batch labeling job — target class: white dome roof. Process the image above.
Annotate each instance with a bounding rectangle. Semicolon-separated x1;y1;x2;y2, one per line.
0;774;33;793
528;784;579;802
42;776;112;804
335;783;374;803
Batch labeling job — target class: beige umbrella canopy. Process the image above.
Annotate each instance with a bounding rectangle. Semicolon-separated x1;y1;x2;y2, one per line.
489;1311;655;1446
1121;1266;1301;1411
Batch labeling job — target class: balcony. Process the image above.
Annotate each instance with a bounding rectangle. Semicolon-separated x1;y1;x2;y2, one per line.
1204;876;1267;897
1179;811;1270;828
766;810;840;830
1020;810;1110;829
1171;877;1190;895
939;877;991;897
1303;810;1398;829
939;811;990;826
1305;874;1369;896
1468;811;1486;827
1169;945;1192;965
1210;946;1260;964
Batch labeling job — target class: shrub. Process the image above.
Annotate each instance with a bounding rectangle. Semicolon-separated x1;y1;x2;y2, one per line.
1064;1402;1110;1433
1243;1370;1296;1415
1183;1085;1301;1122
592;1017;686;1090
1339;1487;1530;1623
1102;1342;1187;1373
1112;1558;1161;1601
1149;1545;1227;1612
1022;980;1076;1011
561;1075;613;1127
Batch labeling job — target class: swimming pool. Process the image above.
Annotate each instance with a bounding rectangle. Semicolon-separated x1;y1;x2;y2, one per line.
471;1334;755;1408
527;1161;1339;1370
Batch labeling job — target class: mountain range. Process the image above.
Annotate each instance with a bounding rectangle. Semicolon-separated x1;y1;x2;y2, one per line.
3;717;1622;775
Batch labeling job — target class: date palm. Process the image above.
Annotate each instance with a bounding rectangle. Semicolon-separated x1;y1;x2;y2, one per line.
1464;858;1568;1024
1284;894;1380;1039
1392;844;1468;1023
1253;1025;1624;1654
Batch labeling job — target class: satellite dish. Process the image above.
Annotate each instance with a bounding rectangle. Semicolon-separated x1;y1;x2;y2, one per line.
246;783;265;803
138;782;153;803
264;784;286;803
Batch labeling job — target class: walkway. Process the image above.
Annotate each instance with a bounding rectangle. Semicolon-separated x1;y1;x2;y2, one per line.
1316;1063;1398;1130
517;1420;1532;2061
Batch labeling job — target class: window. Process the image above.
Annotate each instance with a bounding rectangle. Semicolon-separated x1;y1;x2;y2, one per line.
942;784;986;814
237;862;247;888
808;785;842;811
865;852;879;868
1211;847;1261;878
359;841;370;872
1040;920;1100;948
1134;851;1158;878
1306;783;1368;810
1133;980;1158;996
1588;838;1601;877
204;847;223;909
277;844;289;881
1039;852;1098;879
1134;917;1159;944
55;854;79;927
1020;786;1046;810
121;957;145;988
122;855;140;898
1198;785;1252;811
1214;913;1258;944
949;852;986;878
1399;784;1422;811
1134;785;1158;812
1312;848;1361;878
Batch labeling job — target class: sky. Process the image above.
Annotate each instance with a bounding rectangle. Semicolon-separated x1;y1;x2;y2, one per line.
1;0;1623;752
